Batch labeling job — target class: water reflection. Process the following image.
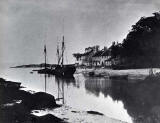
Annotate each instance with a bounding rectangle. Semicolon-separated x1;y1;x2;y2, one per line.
110;79;160;123
84;76;160;123
53;75;132;122
6;67;160;123
44;74;54;93
55;76;76;87
0;66;134;122
44;74;47;92
54;76;76;104
85;77;111;97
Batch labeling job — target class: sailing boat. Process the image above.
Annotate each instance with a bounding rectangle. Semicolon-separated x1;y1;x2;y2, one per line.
38;36;76;78
37;45;53;74
53;36;76;77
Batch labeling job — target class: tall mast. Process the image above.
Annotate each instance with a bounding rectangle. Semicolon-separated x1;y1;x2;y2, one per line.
57;43;60;65
44;44;47;69
61;18;65;66
61;36;65;66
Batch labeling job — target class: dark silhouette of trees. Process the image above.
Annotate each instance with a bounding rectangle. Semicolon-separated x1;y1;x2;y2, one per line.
110;11;160;68
110;42;122;58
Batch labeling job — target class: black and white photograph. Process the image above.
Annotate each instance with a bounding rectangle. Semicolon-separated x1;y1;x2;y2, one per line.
0;0;160;123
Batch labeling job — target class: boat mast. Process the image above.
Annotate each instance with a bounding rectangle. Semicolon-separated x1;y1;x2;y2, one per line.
57;44;60;65
61;36;65;66
43;26;47;93
44;44;47;69
61;18;65;67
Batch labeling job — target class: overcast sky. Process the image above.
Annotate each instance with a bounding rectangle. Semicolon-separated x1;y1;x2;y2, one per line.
0;0;160;65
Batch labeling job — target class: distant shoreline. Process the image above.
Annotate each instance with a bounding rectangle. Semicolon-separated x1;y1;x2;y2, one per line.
10;63;55;68
10;63;75;68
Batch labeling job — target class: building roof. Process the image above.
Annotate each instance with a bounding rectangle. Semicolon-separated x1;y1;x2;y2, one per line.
73;46;111;58
92;50;103;57
83;49;93;56
101;50;110;56
73;49;94;58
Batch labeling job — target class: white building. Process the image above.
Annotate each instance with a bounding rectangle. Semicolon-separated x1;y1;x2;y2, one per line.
92;49;111;67
73;46;99;67
73;46;111;67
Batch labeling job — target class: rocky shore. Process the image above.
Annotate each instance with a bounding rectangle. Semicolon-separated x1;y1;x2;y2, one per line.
0;78;65;123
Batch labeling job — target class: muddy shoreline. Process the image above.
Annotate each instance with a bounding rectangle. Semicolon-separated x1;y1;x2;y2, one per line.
0;77;65;123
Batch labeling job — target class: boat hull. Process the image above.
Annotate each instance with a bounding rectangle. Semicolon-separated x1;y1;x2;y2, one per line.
37;65;76;78
54;65;76;78
37;68;54;74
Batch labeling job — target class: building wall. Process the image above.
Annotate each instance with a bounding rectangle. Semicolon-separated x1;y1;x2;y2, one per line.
92;56;111;67
74;46;112;67
101;56;111;66
75;55;111;67
75;56;86;66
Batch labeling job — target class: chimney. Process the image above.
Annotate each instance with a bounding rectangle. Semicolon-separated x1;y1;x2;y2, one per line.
95;45;99;52
103;46;107;51
153;12;160;20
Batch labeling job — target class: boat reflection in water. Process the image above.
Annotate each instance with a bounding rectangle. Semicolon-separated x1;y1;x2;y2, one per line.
84;76;160;123
54;76;76;105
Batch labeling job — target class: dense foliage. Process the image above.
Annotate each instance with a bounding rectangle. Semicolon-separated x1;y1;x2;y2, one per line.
110;12;160;68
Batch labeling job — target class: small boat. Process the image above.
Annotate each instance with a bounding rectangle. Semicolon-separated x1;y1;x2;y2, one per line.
109;75;128;80
88;71;95;77
83;71;107;78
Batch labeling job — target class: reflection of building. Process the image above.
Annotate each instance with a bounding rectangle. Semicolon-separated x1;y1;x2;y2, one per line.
85;78;111;97
73;46;111;67
110;79;160;122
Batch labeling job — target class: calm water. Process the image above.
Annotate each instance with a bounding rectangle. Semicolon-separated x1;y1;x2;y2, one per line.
1;65;160;123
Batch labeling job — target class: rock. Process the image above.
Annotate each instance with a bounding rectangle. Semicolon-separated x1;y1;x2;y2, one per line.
22;92;59;110
0;77;63;123
87;111;104;115
30;114;64;123
33;92;58;109
71;110;80;113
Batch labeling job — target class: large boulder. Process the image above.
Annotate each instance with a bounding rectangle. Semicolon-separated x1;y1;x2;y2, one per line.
30;114;64;123
22;92;58;110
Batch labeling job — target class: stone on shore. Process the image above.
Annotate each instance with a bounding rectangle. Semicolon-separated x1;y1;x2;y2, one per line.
31;114;65;123
22;92;59;110
0;77;64;123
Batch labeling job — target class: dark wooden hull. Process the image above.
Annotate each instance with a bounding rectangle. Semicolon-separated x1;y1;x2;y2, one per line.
37;65;76;78
54;65;76;77
37;68;54;74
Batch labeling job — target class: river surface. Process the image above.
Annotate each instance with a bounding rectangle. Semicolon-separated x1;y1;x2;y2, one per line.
1;65;160;123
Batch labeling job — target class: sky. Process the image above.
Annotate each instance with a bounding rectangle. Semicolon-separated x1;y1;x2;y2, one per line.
0;0;160;65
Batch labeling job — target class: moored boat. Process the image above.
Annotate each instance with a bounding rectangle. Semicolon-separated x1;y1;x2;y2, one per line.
37;36;76;78
54;65;76;77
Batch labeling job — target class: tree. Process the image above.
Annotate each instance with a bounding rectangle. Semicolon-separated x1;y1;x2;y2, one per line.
111;11;160;68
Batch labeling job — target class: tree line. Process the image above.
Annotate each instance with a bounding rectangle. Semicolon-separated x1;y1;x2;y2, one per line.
110;12;160;68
